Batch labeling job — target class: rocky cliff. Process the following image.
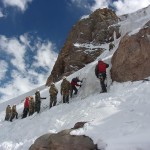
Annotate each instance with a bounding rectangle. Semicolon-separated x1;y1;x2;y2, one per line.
46;8;120;86
111;21;150;82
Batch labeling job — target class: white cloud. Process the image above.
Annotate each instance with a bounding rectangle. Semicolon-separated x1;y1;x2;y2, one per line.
113;0;150;15
80;15;89;20
91;0;110;12
70;0;91;9
20;34;30;46
71;0;150;16
0;35;26;71
2;0;33;12
0;60;8;80
90;0;150;15
0;10;5;18
33;41;57;70
0;34;58;101
0;74;37;100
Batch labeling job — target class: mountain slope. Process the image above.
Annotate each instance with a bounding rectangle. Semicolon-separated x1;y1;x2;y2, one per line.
0;40;150;150
46;8;120;86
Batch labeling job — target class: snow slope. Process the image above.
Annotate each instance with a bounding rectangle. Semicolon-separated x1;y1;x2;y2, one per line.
119;4;150;36
0;6;150;150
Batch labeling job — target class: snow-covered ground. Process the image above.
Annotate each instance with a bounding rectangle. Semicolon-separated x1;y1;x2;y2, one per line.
0;45;150;150
0;6;150;150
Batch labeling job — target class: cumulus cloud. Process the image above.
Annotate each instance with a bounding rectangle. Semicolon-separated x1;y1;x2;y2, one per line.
69;0;109;11
91;0;110;11
71;0;150;15
0;34;58;101
0;35;26;71
0;71;36;99
91;0;150;15
0;60;8;80
113;0;150;15
2;0;33;12
70;0;91;10
0;10;5;18
33;41;57;70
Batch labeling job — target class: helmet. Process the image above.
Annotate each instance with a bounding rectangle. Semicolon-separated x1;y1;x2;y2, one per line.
51;82;54;85
36;90;40;92
62;76;66;80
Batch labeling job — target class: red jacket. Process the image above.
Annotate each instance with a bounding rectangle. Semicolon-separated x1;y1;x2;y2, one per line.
71;78;80;86
95;61;109;78
98;61;108;73
24;97;29;108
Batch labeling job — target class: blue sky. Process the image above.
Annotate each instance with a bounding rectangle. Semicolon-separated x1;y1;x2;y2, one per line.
0;0;150;101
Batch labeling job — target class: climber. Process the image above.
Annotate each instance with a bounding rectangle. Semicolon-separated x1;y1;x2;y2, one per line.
22;97;30;118
49;82;58;108
5;105;11;121
35;90;46;113
70;77;82;97
60;76;71;103
109;42;115;51
95;59;109;93
29;96;35;116
10;105;18;122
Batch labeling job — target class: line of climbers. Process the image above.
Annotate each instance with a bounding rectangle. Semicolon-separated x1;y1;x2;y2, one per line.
58;59;109;101
22;90;46;119
5;90;46;122
4;59;109;121
4;76;83;121
50;76;82;106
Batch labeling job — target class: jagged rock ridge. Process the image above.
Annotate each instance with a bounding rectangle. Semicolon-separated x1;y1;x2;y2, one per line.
46;8;120;86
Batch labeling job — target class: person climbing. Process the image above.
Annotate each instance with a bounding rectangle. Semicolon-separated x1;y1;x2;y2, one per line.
22;97;30;118
61;76;71;103
5;105;11;121
10;105;18;122
109;42;115;51
95;59;109;93
49;82;58;108
29;96;35;116
70;77;82;97
35;90;46;113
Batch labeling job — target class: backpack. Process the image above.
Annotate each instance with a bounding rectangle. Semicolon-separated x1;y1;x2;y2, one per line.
98;61;107;73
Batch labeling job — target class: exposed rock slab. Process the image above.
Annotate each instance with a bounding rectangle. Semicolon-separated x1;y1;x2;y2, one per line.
29;122;98;150
111;21;150;82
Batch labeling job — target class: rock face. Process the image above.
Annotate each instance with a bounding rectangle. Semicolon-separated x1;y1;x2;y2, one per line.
111;21;150;82
46;8;120;86
29;122;98;150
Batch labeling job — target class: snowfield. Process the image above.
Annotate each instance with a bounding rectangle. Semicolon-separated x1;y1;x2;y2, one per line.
0;6;150;150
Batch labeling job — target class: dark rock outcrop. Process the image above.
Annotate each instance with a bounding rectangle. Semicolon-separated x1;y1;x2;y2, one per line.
73;121;87;129
29;122;98;150
111;21;150;82
46;8;120;86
